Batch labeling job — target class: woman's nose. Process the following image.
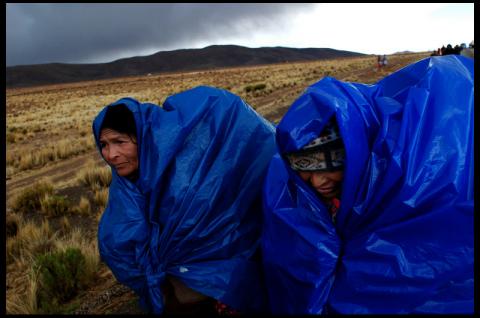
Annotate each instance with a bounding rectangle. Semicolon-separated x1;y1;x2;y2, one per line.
103;145;119;162
310;172;327;186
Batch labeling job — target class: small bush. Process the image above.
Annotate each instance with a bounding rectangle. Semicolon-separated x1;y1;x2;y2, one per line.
40;194;71;217
253;83;266;91
56;229;100;282
12;180;54;213
35;248;89;313
244;83;266;93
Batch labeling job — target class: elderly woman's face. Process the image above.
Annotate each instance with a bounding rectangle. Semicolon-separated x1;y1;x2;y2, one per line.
99;128;138;178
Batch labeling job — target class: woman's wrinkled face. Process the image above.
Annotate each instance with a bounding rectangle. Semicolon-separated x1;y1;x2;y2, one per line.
99;128;138;178
298;170;344;200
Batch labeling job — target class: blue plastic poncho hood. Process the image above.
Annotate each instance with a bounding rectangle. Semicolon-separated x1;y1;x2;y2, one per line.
92;86;276;313
262;55;474;314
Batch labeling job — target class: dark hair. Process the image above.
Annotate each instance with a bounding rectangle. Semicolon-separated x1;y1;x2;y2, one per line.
100;104;137;139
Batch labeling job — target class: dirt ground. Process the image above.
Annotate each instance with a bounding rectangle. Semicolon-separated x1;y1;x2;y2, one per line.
5;53;430;314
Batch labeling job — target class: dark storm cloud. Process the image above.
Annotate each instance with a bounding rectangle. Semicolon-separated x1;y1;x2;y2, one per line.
6;3;314;66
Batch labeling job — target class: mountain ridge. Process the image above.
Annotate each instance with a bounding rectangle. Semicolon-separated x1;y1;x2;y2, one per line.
6;45;366;88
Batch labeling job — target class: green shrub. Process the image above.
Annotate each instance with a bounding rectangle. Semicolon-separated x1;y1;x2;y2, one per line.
35;248;89;313
253;83;266;91
12;180;54;213
244;83;267;93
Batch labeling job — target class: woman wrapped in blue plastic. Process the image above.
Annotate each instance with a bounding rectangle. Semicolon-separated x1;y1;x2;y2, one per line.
92;86;276;314
262;55;474;314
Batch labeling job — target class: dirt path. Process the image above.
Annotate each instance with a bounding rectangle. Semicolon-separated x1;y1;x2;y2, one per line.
72;265;147;315
255;56;403;122
6;150;103;206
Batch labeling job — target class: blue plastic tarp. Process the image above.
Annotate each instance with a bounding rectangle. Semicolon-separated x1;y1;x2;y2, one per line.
262;55;474;314
92;86;276;313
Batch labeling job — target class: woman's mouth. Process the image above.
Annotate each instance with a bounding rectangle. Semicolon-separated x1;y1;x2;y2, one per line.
114;162;129;169
315;184;335;195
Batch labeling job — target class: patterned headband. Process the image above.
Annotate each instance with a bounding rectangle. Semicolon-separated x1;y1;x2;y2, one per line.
286;120;345;172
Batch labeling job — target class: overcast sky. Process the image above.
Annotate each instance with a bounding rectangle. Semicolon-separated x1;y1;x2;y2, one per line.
6;3;474;67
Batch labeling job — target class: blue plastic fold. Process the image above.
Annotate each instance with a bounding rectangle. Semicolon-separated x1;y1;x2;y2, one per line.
92;86;276;313
262;55;474;314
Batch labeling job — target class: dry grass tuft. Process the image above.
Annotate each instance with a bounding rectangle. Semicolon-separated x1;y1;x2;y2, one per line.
7;218;56;265
6;213;22;238
76;161;112;191
40;193;72;217
58;216;71;236
11;180;54;214
6;268;40;314
7;136;95;174
93;187;109;209
74;196;91;216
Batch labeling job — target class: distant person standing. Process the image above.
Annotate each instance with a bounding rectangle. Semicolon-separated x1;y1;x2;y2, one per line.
453;45;462;55
381;54;388;67
460;40;474;59
444;44;454;55
377;55;382;70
